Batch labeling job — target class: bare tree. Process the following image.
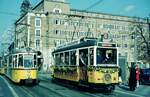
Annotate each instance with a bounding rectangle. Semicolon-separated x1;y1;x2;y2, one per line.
131;17;150;62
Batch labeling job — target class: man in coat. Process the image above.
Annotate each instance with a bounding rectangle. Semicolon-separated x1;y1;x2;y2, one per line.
129;63;137;91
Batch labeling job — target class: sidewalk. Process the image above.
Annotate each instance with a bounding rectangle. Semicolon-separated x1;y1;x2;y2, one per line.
118;83;130;91
118;82;143;91
38;72;52;81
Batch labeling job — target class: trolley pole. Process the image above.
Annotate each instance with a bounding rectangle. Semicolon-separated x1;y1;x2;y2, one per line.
15;23;30;48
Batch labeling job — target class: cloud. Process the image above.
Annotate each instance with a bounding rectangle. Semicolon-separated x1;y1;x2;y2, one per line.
124;5;136;12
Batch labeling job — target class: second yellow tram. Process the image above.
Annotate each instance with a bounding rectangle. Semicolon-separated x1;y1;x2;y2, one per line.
5;48;41;84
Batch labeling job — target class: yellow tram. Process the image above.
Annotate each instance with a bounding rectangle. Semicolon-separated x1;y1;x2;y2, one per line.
52;37;119;92
4;48;42;84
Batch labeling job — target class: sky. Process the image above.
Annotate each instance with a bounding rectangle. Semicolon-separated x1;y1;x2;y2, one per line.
0;0;150;53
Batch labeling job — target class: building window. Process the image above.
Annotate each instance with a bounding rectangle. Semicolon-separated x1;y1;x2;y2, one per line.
56;20;58;24
56;30;58;34
131;35;135;39
124;44;128;48
35;18;41;27
55;19;60;25
53;8;62;13
55;30;60;35
35;29;41;37
36;39;40;49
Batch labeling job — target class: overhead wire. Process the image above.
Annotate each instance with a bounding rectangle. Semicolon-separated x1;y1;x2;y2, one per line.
70;0;104;40
0;11;19;16
85;0;104;11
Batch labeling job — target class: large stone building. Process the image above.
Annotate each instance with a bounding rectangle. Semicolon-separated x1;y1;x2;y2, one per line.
15;0;149;70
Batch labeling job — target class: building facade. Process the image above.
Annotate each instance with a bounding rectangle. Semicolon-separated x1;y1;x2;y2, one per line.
15;0;149;70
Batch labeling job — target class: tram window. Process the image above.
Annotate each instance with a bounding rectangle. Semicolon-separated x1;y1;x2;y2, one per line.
79;49;88;66
96;50;104;64
65;52;69;65
60;53;65;65
55;54;61;65
24;54;33;68
12;55;17;67
96;48;117;64
70;51;76;65
34;55;37;67
89;48;94;65
18;54;23;67
9;56;12;67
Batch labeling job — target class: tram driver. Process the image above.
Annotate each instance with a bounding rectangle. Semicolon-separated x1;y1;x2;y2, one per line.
103;52;112;63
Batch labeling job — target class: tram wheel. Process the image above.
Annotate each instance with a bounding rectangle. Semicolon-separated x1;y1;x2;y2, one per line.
107;85;115;93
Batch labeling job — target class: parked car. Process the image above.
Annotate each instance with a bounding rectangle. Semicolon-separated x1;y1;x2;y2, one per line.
139;62;150;85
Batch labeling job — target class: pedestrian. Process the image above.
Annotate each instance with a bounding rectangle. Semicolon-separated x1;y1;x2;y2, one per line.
128;63;136;91
136;64;140;88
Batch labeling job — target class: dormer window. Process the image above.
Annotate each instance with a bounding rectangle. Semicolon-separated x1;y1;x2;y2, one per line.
53;8;62;13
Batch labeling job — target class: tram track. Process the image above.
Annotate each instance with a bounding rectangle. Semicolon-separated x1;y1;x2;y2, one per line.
6;76;62;97
7;82;34;97
2;74;148;97
3;75;140;97
39;83;70;97
42;79;129;97
17;86;36;97
40;78;117;97
7;74;118;97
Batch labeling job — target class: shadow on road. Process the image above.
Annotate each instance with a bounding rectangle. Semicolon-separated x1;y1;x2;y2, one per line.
118;84;130;91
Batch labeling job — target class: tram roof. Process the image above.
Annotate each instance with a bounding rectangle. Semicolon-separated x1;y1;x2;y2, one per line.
11;47;37;54
53;37;116;53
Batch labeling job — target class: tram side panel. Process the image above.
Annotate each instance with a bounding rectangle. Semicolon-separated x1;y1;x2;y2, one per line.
53;66;80;82
53;66;119;85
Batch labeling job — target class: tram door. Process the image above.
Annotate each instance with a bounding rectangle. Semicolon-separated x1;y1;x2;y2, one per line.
79;49;88;82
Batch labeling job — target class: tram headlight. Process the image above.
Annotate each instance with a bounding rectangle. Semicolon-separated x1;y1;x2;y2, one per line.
104;73;111;82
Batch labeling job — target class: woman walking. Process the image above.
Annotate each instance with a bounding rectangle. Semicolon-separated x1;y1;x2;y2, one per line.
136;65;140;88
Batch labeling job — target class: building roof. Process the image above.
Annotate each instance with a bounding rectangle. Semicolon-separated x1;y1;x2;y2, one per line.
15;0;148;24
70;9;147;20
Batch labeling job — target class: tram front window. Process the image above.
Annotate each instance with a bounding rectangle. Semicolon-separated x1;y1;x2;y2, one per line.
96;48;117;64
24;55;33;68
18;54;23;67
